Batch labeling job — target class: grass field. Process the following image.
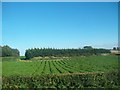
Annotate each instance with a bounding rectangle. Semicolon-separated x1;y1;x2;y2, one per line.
2;55;118;77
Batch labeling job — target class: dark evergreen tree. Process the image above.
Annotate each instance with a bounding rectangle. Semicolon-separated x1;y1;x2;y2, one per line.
113;47;116;50
25;47;110;59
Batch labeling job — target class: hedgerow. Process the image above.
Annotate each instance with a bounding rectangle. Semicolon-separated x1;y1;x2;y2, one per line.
2;71;120;89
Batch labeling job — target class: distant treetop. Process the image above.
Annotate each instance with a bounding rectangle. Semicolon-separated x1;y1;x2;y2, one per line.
1;45;20;57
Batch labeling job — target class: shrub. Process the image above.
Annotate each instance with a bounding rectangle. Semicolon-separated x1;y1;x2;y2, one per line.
2;71;120;88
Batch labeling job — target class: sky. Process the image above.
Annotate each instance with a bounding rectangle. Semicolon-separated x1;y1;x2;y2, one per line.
2;2;118;56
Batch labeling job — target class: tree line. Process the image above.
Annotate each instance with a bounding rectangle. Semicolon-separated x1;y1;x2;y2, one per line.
0;45;112;59
0;45;20;57
113;47;120;50
25;46;111;59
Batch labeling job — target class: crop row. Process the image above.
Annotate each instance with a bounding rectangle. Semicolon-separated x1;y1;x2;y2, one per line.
2;55;118;76
30;59;81;75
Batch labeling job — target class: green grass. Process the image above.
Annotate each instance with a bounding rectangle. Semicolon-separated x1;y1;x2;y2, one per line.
2;55;118;77
2;57;19;61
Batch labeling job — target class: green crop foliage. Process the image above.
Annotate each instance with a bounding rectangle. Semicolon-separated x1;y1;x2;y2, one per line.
2;55;118;76
2;55;120;88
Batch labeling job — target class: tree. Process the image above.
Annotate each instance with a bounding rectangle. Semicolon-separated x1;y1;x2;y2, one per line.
117;47;120;50
83;46;93;49
2;45;20;57
24;47;110;59
2;45;12;56
113;47;116;50
12;49;20;56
